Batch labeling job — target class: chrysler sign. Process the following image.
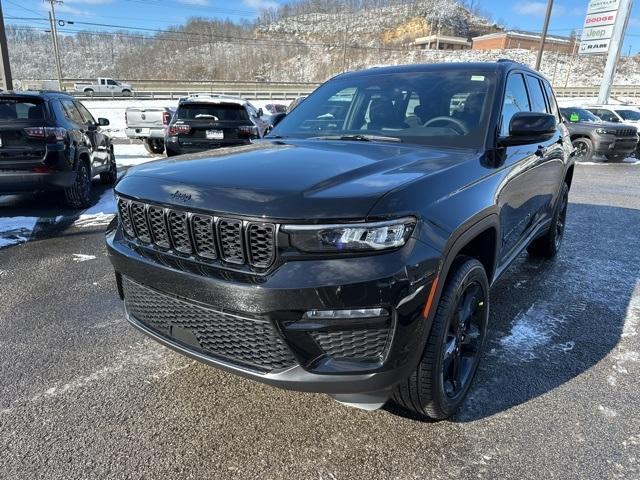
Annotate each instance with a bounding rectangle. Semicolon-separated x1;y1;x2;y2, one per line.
579;0;621;54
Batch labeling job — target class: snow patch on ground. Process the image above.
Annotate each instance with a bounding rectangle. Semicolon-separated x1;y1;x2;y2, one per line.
0;216;38;248
493;303;565;362
72;254;96;263
114;143;156;167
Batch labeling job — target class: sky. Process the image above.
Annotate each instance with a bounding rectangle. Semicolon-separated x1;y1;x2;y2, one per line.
3;0;640;54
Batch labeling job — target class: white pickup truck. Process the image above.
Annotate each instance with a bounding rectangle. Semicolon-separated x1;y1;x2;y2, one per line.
125;106;176;154
74;78;134;96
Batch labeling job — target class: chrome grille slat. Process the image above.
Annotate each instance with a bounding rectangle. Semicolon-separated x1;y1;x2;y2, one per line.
116;197;276;269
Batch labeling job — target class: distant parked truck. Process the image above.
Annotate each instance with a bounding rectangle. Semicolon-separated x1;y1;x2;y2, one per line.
125;106;175;154
74;78;134;96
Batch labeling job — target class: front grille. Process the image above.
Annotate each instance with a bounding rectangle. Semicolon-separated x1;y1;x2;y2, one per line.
116;197;276;269
123;278;296;372
617;128;637;138
312;328;391;361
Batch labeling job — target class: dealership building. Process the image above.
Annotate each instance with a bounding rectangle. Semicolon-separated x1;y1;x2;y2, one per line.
472;30;579;54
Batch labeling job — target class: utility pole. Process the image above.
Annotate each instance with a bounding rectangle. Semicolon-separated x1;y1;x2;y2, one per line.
535;0;554;71
341;9;349;73
598;0;633;103
44;0;64;91
0;0;13;90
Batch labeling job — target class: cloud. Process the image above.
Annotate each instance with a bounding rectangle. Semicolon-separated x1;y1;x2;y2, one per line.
178;0;210;5
243;0;279;10
512;2;583;17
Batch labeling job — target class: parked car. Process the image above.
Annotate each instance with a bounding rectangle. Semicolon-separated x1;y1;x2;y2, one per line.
0;91;116;208
125;106;176;154
560;107;638;161
164;94;270;157
287;96;306;113
107;61;574;420
263;103;288;114
587;105;640;157
74;78;133;96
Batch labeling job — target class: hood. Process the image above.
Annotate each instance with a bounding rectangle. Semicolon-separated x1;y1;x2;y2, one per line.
116;139;478;221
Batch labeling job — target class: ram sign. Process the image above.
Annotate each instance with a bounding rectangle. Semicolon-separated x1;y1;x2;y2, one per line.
579;0;621;54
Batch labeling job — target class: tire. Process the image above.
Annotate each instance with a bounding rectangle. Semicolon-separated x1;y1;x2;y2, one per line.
64;160;92;209
527;182;569;259
122;89;132;97
143;138;165;154
100;150;117;185
572;137;593;162
84;88;94;95
392;257;489;420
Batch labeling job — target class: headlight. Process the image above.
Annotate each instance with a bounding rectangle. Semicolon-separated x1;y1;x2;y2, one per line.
282;217;416;253
596;128;617;135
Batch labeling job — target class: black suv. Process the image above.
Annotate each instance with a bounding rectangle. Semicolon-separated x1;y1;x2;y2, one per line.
107;61;574;420
0;91;116;208
165;95;269;157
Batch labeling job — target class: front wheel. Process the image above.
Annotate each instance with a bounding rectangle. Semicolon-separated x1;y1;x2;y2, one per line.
572;137;593;162
122;89;132;97
392;257;489;420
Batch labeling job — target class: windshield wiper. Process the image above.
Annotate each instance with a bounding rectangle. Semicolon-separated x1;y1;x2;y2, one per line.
310;134;402;143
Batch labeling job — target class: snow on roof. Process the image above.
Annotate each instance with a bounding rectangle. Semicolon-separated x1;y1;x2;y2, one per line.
414;35;472;45
179;94;248;106
473;30;573;44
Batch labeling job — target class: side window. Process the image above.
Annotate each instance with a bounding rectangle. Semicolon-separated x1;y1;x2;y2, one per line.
597;109;617;122
542;80;560;122
61;99;85;125
75;101;96;124
107;80;117;86
100;79;106;85
526;75;547;114
500;73;530;136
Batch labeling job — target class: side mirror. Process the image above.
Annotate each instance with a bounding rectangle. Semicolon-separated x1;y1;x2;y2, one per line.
270;112;287;128
256;108;264;117
98;118;110;126
498;112;556;147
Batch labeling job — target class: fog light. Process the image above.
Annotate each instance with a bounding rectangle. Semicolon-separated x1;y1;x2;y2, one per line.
304;308;388;319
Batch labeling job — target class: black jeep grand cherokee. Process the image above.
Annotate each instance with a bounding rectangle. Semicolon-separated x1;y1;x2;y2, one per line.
0;91;116;208
107;61;574;419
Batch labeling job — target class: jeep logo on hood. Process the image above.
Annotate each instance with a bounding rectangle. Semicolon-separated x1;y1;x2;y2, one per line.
170;190;192;203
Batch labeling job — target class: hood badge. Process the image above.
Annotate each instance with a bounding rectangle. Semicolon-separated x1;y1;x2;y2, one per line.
170;190;192;203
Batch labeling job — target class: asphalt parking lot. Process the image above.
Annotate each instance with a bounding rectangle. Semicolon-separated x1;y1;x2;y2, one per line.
0;163;639;480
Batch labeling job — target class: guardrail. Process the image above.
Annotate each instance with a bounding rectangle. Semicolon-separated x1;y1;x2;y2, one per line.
68;89;315;101
553;86;640;98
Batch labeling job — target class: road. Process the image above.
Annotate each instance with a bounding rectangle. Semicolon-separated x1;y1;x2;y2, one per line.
0;163;639;480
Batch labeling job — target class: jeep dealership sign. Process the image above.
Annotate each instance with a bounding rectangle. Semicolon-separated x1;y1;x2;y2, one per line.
579;0;621;54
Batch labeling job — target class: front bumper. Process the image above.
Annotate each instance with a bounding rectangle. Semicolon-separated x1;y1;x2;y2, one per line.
593;134;639;155
106;226;440;407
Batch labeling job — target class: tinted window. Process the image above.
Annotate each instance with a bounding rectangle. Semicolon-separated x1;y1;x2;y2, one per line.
591;109;618;122
560;107;602;123
500;73;530;136
0;98;45;122
542;80;560;121
75;101;96;124
617;109;640;121
107;80;117;86
177;103;250;121
272;71;497;148
61;99;85;125
526;75;547;114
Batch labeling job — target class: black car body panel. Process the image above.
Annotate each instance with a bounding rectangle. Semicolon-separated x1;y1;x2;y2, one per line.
107;61;575;409
0;91;112;194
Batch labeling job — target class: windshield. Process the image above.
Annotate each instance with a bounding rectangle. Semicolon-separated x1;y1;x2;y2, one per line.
270;70;497;148
560;107;601;123
617;109;640;121
0;98;45;122
177;103;249;122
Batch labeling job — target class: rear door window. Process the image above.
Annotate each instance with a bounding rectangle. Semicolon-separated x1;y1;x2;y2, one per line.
500;73;531;136
75;101;97;124
61;99;85;125
0;99;46;122
177;103;250;121
526;75;548;114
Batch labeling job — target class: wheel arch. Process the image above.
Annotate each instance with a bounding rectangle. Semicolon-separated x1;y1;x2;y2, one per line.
564;164;575;190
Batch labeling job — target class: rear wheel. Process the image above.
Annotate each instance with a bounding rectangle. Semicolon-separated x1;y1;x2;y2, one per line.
100;149;117;185
392;257;489;420
572;137;593;162
527;182;569;259
64;161;92;209
143;138;165;154
84;88;94;95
